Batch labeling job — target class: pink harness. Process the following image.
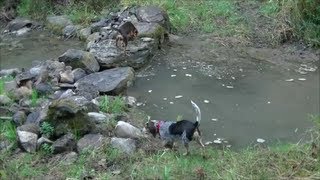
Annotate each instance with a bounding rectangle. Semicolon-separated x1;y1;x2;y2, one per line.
156;121;164;133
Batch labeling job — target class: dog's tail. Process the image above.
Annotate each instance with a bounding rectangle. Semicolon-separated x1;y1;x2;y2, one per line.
191;100;201;127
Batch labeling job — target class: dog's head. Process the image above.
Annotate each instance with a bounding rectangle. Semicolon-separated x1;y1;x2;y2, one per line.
145;119;158;138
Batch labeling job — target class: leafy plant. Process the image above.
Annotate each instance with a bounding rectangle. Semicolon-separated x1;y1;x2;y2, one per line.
99;96;126;114
40;122;54;138
31;90;39;107
41;143;53;154
0;121;17;143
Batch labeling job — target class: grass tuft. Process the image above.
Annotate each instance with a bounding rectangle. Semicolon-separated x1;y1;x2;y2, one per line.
99;96;126;114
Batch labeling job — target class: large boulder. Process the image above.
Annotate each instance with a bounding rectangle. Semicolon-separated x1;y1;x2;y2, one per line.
136;6;171;31
115;121;143;139
78;27;92;41
111;137;136;155
46;96;99;136
46;15;72;35
58;49;100;73
88;38;156;69
134;22;167;44
5;18;40;32
75;67;134;95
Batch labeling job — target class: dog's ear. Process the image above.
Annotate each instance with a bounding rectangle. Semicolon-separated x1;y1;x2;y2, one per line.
146;121;157;138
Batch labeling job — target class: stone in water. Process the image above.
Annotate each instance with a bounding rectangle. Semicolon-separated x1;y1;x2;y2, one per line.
213;139;222;144
171;74;176;77
298;78;306;81
205;141;213;145
285;79;294;82
257;138;265;143
226;85;234;89
185;74;192;77
211;118;218;121
148;90;152;93
163;98;167;101
204;100;210;103
175;95;183;99
169;102;174;104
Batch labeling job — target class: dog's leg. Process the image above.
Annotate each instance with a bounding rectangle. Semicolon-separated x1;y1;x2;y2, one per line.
183;142;189;156
194;130;205;147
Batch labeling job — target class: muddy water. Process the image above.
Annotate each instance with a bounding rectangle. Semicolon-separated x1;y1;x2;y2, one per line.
0;31;84;69
128;35;320;148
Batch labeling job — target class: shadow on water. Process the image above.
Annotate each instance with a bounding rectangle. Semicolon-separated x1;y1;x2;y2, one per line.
128;35;320;149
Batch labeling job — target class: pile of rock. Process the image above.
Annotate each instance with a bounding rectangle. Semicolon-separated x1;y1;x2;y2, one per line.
1;5;170;157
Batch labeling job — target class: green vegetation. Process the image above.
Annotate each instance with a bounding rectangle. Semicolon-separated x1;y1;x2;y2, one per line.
0;120;17;144
30;89;38;107
122;0;248;36
40;122;54;138
260;0;320;46
17;0;119;25
99;96;126;114
41;143;53;155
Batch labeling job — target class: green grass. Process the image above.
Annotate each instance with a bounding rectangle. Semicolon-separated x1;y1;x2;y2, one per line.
259;0;320;47
0;121;17;144
122;0;248;36
99;96;126;114
30;89;39;107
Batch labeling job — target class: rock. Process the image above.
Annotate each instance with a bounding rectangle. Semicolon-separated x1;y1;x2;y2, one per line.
17;130;38;153
77;134;106;152
53;89;75;99
46;96;98;136
87;112;111;124
15;71;36;86
58;49;100;73
5;18;39;32
46;15;72;34
59;67;74;84
110;137;136;155
13;86;32;99
52;133;76;154
72;68;87;82
17;124;40;135
115;121;143;139
26;111;42;125
0;94;12;105
0;68;21;77
88;38;156;69
136;6;171;30
61;151;78;165
75;83;99;100
16;27;31;36
63;25;78;38
45;60;66;78
35;83;53;95
4;80;17;92
134;22;167;43
13;111;27;126
90;19;110;32
86;32;100;44
257;138;265;143
0;139;12;152
37;136;53;148
75;67;134;95
78;27;92;41
123;96;136;107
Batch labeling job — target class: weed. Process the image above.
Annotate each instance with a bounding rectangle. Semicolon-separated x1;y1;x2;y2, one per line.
30;89;39;107
0;121;16;144
260;0;320;46
99;96;126;114
41;143;53;154
0;79;4;95
40;122;54;138
17;0;54;20
176;115;183;121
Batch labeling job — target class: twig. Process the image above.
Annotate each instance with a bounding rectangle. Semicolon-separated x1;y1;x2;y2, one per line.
0;116;12;120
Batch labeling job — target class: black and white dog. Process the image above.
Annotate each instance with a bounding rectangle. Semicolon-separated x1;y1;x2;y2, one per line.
145;100;205;155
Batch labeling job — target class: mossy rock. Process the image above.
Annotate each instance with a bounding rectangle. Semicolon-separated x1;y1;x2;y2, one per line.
46;96;99;137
